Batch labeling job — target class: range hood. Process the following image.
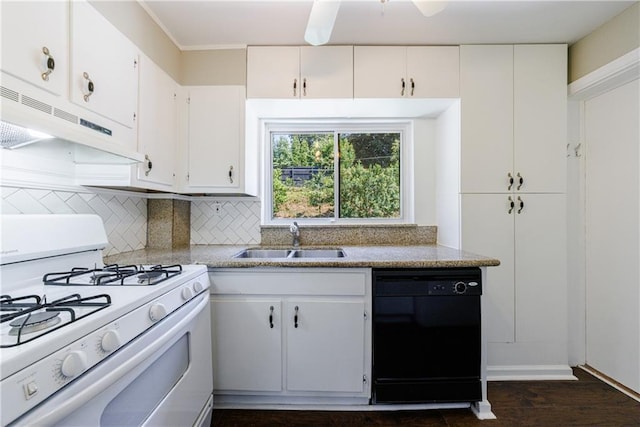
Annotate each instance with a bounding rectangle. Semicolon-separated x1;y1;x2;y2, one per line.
1;83;144;165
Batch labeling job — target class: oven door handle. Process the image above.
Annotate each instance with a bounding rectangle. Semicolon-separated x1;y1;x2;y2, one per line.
17;294;209;425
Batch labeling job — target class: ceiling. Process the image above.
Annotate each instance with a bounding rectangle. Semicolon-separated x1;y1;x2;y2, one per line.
140;0;636;50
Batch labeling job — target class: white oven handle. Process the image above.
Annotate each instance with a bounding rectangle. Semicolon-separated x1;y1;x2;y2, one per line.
15;293;209;426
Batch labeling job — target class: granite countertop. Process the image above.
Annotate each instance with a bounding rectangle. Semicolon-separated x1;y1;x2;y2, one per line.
104;244;500;269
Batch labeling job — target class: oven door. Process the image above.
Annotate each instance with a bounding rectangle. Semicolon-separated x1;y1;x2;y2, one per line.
11;294;213;427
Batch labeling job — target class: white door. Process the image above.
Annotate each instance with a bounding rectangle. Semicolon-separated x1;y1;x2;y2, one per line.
211;298;283;392
246;47;300;98
514;45;567;194
461;193;516;343
460;45;514;193
187;86;243;190
514;193;567;344
1;1;68;96
584;79;640;393
300;46;353;98
70;0;139;129
353;46;406;98
406;46;460;98
136;56;176;189
286;299;365;393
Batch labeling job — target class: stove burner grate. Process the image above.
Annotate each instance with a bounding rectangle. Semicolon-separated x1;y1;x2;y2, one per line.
1;293;112;347
43;264;183;286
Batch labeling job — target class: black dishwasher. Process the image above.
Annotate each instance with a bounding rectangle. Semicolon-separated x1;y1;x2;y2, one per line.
372;268;482;404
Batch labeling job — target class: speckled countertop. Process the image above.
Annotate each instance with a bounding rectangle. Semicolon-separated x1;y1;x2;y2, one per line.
104;244;500;269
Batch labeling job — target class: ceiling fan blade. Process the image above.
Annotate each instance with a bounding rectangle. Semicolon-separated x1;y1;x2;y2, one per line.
304;0;341;46
412;0;448;17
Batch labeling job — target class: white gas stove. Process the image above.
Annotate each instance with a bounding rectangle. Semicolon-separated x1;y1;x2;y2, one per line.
0;215;213;427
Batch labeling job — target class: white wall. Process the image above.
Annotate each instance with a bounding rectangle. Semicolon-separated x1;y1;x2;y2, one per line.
434;101;461;248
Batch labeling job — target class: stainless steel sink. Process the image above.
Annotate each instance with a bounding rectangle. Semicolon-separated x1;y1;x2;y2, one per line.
233;248;346;259
233;249;293;258
288;249;346;258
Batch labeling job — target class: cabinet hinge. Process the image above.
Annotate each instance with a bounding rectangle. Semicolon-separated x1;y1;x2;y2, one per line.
133;59;138;69
186;173;190;182
363;375;368;384
187;97;191;105
364;311;368;320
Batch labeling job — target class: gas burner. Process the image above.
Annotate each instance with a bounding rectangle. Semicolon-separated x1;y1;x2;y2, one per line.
43;264;183;286
137;271;163;283
1;293;112;348
9;312;61;336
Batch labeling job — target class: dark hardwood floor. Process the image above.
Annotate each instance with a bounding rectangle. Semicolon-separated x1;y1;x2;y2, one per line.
212;368;640;426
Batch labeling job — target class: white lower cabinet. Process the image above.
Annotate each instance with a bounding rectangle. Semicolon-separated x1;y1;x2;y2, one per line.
209;268;371;404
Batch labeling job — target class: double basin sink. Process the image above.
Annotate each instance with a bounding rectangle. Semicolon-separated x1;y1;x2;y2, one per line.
234;248;346;259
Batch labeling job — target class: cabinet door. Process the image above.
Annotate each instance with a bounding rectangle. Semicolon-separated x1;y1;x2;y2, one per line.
286;299;365;393
514;45;567;193
70;0;139;129
461;194;515;343
1;1;68;96
135;56;176;189
460;45;514;193
300;46;353;98
186;86;244;191
211;298;282;392
247;47;300;98
406;46;459;98
353;46;406;98
514;194;566;343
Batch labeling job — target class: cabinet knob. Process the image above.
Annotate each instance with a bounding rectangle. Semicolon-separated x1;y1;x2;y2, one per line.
41;46;55;81
410;78;415;96
82;72;94;102
507;173;514;191
293;78;297;97
228;165;234;184
400;78;406;97
516;172;524;190
269;306;274;329
508;196;515;214
294;305;299;328
303;78;307;97
144;154;153;176
517;196;524;214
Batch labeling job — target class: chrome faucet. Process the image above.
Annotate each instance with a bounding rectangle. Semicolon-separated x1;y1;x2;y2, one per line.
289;221;300;248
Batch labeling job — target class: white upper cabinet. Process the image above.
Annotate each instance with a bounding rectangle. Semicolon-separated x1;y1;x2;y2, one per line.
1;1;68;96
183;85;245;192
354;46;459;98
460;44;567;194
513;45;567;194
247;46;353;99
133;55;178;191
70;0;139;130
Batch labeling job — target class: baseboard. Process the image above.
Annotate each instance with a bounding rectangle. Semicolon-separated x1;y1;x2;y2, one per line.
487;365;577;381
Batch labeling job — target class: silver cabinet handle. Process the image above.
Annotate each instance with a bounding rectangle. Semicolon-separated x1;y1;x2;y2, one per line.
517;196;524;214
144;154;153;176
293;78;297;97
82;72;94;102
401;78;405;96
517;172;524;190
410;78;415;96
228;165;234;184
294;306;299;328
41;47;55;81
508;196;515;214
508;173;514;191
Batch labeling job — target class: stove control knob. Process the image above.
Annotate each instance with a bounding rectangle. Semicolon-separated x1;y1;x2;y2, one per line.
193;281;204;293
100;330;121;353
149;303;167;322
181;287;193;301
61;351;88;378
454;281;467;294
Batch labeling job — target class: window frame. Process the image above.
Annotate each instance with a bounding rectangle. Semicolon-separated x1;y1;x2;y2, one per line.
262;119;414;225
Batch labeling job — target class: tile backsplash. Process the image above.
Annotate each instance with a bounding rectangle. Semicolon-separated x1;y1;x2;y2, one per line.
191;199;261;245
1;186;147;256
